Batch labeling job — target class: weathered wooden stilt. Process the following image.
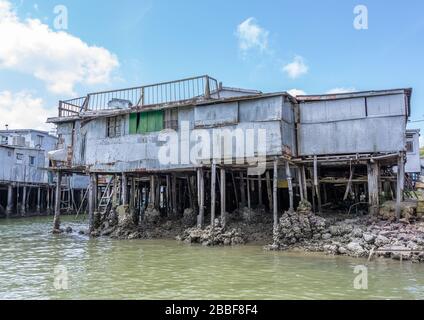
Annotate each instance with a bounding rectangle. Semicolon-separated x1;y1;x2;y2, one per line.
266;170;272;212
21;186;27;216
301;165;307;200
313;156;321;213
258;174;263;206
286;161;294;212
46;186;51;215
211;160;217;226
36;187;41;214
231;170;239;209
246;173;251;209
121;173;128;206
396;154;405;220
273;158;278;228
6;184;13;217
239;172;246;207
220;167;226;227
367;162;380;215
88;173;95;233
197;168;204;228
53;172;62;232
172;174;177;215
297;167;304;201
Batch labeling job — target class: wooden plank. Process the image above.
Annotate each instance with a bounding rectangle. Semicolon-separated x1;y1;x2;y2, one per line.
211;160;217;226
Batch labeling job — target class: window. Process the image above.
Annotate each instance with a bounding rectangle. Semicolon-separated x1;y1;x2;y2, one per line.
406;140;414;153
129;110;164;134
36;135;44;148
16;153;23;164
164;108;179;130
0;135;8;145
106;116;122;138
29;156;35;166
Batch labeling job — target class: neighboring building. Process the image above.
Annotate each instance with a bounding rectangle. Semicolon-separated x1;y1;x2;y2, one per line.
46;75;412;231
405;129;421;174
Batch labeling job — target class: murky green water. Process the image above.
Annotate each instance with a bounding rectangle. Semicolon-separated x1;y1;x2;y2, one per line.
1;216;424;300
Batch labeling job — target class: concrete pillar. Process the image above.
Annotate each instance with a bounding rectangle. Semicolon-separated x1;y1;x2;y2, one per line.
6;184;13;217
53;172;62;232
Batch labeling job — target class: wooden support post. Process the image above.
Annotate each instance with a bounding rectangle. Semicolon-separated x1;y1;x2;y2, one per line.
297;167;304;201
172;174;177;215
166;175;171;216
367;162;380;215
130;177;136;211
211;160;217;226
46;186;51;215
112;175;118;207
220;168;226;227
343;167;355;201
301;165;308;200
36;187;41;213
246;173;251;209
155;176;160;208
286;161;294;212
258;174;263;206
313;156;321;213
310;168;316;212
396;154;405;220
88;173;95;233
197;168;204;228
266;171;272;212
93;174;98;210
21;186;27;216
239;172;246;207
6;184;13;217
53;172;62;232
273;158;278;228
231;170;239;209
121;173;128;206
148;175;155;206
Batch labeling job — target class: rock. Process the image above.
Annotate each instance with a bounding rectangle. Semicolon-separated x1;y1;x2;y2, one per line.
351;228;363;238
182;208;197;227
346;241;366;257
117;205;135;228
178;225;246;246
65;226;73;233
363;232;376;244
144;204;161;224
322;233;332;240
375;235;390;247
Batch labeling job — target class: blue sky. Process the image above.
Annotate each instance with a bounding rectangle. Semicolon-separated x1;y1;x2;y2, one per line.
0;0;423;141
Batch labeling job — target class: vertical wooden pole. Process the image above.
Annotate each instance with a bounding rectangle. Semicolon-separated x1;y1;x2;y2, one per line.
273;158;278;228
53;172;62;231
367;162;380;215
239;172;246;207
258;174;263;206
166;175;171;215
301;165;307;200
286;161;294;212
220;167;226;227
21;186;27;216
246;173;251;209
46;186;51;215
88;173;95;233
197;168;204;228
266;171;272;212
313;156;321;213
6;184;13;217
211;160;217;227
36;187;41;214
231;171;239;209
396;154;405;220
297;167;304;201
112;175;118;207
172;174;177;215
122;173;128;206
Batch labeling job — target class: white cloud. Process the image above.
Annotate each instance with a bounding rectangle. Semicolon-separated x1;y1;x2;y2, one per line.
287;89;306;97
236;17;269;53
325;87;356;94
0;91;55;131
0;0;119;96
282;55;308;79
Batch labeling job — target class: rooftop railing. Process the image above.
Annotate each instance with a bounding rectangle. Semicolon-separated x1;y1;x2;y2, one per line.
58;75;219;117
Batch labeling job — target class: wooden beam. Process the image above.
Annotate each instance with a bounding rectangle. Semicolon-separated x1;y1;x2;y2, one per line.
53;172;62;232
286;161;294;211
266;171;272;212
220;168;226;227
197;168;204;228
297;167;304;201
396;154;405;220
88;173;95;233
239;171;246;207
273;158;278;228
211;160;217;226
258;174;263;206
367;162;380;215
122;173;128;206
343;166;356;201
